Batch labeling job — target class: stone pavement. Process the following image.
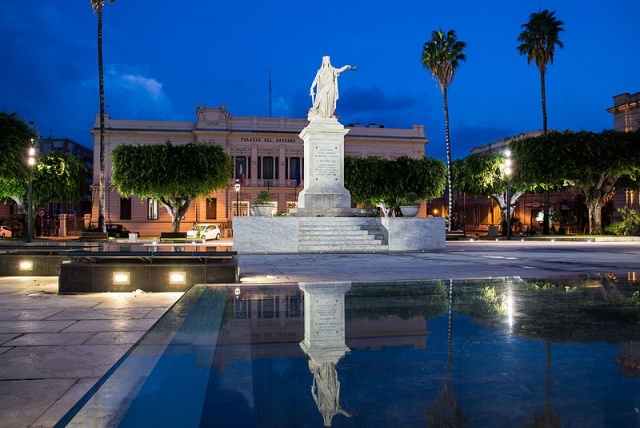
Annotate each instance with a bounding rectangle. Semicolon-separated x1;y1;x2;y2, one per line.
1;240;640;427
238;240;640;283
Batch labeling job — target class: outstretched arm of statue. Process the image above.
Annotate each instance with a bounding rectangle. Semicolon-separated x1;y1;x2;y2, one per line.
337;65;357;74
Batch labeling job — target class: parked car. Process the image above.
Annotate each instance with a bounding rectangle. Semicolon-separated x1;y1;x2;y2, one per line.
0;225;12;238
106;224;129;238
186;223;221;241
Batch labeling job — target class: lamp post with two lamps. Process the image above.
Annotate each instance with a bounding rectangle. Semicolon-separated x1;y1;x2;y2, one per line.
503;149;513;240
26;140;37;243
234;179;241;216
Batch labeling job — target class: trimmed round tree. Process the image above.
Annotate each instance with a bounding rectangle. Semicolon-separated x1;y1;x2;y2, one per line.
111;141;233;232
345;155;446;215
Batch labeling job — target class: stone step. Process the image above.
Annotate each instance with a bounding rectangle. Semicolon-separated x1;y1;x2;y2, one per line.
298;220;386;251
300;224;371;229
298;243;389;252
299;239;383;246
299;230;373;237
299;224;380;230
299;230;381;238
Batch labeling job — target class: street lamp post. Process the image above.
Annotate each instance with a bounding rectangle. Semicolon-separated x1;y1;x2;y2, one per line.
27;141;36;243
234;179;241;216
504;149;513;240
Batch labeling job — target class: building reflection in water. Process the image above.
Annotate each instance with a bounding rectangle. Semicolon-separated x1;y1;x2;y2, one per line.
212;281;432;426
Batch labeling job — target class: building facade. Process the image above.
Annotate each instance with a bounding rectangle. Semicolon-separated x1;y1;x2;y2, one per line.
607;92;640;132
456;131;584;236
90;104;428;236
455;92;640;236
608;92;640;214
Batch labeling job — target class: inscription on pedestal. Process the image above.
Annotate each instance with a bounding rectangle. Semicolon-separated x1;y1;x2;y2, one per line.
313;298;341;336
313;145;339;180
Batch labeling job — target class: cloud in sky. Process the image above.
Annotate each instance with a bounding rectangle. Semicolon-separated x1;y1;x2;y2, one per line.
101;64;179;120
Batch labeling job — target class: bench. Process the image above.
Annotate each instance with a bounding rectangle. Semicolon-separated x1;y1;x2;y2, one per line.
445;230;467;240
78;231;109;241
159;232;188;242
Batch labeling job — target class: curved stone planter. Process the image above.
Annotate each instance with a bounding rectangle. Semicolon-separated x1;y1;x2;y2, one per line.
400;205;420;217
253;204;274;217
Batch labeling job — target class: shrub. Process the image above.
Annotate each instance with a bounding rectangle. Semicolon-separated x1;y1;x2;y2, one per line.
605;208;640;236
255;190;272;204
400;192;421;205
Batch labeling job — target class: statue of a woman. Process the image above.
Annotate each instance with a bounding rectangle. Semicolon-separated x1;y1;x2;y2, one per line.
309;360;351;426
308;56;355;120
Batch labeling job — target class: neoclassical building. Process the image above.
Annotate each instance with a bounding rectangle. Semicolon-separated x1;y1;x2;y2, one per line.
608;92;640;212
607;92;640;132
90;104;428;236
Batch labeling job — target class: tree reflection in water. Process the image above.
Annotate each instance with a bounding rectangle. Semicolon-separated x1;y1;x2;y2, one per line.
426;279;469;427
525;341;562;428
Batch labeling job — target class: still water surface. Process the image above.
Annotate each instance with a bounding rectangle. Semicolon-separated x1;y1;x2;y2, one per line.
63;275;640;427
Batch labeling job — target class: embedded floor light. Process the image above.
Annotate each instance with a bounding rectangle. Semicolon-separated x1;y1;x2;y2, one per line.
19;260;34;271
113;272;131;285
169;271;187;285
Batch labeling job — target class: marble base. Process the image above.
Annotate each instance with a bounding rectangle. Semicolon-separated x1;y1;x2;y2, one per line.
233;216;446;253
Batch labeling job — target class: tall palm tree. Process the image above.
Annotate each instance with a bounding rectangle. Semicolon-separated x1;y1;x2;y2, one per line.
517;9;564;234
421;29;466;231
517;9;564;135
89;0;115;233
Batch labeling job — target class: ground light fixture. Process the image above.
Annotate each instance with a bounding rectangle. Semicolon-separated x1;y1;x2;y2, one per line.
112;272;131;285
169;271;187;285
18;260;34;271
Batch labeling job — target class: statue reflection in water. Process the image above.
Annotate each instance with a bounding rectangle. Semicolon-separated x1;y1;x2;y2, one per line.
299;281;352;427
309;360;351;426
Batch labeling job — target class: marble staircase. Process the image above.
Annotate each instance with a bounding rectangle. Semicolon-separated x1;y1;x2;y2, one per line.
298;218;388;252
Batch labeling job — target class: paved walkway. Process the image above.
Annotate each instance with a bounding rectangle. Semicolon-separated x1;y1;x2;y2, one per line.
239;240;640;283
1;240;639;427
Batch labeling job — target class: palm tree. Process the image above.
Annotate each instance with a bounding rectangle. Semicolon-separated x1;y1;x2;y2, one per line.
421;29;466;231
517;9;564;135
517;9;564;234
89;0;115;233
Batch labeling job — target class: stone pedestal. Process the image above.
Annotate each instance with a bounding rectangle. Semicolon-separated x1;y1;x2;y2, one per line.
299;281;351;362
295;118;355;217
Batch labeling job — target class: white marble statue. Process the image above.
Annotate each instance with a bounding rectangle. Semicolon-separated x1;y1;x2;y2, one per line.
308;56;356;120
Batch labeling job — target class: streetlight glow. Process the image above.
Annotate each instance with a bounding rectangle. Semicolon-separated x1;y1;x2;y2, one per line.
503;149;514;240
26;141;37;243
234;179;241;217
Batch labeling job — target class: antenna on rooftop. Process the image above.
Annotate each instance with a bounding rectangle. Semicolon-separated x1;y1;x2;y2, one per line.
268;69;272;118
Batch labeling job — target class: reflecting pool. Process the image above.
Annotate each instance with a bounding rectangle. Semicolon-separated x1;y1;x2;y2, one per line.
61;274;640;427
